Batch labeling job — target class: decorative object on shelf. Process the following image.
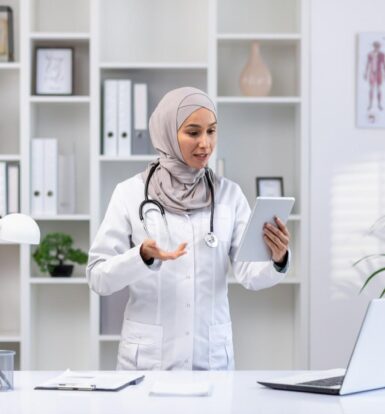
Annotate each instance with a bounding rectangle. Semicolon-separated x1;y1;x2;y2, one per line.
35;47;74;95
32;232;88;277
353;216;385;298
256;177;284;197
239;41;272;97
357;33;385;128
0;213;40;244
0;6;14;62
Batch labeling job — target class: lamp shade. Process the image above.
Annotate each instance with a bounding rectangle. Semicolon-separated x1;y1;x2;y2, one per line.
0;213;40;245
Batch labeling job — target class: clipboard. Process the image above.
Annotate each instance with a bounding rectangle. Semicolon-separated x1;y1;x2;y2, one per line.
34;369;144;391
234;196;295;262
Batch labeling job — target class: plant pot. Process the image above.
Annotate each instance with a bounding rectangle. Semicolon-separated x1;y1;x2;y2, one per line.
49;264;74;277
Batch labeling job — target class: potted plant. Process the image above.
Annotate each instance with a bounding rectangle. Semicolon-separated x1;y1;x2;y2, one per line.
353;216;385;298
33;232;88;277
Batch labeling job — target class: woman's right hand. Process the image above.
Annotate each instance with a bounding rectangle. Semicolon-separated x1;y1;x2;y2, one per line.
140;239;187;262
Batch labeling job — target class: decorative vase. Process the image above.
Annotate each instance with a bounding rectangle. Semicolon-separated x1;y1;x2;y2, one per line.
239;41;272;97
49;264;74;277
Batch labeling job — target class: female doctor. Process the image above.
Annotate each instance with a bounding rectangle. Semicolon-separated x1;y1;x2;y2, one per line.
86;87;290;371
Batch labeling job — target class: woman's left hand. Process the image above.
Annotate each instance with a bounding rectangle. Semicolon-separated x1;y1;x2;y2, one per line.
263;216;290;264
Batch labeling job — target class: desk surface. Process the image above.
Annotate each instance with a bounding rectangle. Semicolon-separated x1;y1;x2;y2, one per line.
2;371;385;414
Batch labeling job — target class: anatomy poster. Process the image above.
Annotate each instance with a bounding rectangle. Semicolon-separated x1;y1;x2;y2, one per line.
357;33;385;128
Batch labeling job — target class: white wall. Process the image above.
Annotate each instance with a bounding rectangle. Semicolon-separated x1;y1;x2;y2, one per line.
310;0;385;368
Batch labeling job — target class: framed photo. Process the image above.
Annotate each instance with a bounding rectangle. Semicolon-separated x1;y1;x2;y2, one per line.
357;32;385;128
256;177;284;197
0;6;14;62
35;47;74;95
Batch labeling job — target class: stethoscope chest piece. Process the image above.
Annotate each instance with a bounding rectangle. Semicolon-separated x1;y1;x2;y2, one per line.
205;232;218;248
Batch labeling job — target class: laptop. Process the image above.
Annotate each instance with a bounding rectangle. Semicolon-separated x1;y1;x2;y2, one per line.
258;299;385;395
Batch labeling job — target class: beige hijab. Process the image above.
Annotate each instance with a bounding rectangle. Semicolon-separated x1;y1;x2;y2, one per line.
141;87;217;214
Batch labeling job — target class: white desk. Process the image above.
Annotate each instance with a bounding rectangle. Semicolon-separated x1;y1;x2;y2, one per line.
2;371;385;414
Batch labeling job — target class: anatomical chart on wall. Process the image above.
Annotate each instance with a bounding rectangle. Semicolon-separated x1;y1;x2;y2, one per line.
357;32;385;128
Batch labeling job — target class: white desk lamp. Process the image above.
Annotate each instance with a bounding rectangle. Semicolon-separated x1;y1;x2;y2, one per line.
0;213;40;390
0;213;40;245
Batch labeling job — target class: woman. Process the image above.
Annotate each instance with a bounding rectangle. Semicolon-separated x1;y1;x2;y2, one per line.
86;87;290;371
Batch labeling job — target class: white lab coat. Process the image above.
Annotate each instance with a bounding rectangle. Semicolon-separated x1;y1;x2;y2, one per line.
86;174;289;371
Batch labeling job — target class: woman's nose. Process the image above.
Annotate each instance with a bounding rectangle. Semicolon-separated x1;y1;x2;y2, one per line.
198;133;210;148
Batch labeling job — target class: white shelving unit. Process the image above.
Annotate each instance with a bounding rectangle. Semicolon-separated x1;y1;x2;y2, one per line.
0;0;309;370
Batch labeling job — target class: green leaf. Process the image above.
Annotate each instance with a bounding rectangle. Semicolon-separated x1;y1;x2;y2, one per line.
31;232;88;274
353;254;385;267
360;267;385;293
380;288;385;298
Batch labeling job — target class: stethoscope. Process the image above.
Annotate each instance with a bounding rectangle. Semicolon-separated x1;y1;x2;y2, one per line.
139;161;218;248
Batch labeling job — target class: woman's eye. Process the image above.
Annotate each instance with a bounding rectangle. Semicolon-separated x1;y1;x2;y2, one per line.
208;129;216;135
188;131;199;137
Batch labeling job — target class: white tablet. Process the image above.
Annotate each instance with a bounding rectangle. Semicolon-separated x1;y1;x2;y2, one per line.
234;197;295;262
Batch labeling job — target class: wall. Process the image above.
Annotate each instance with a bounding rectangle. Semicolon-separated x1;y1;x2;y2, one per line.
310;0;385;368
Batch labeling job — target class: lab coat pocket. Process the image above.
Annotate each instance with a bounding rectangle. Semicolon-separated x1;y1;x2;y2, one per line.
119;319;163;370
214;204;233;242
209;321;234;370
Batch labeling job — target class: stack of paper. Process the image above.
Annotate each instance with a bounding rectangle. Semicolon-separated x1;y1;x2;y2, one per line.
149;381;212;397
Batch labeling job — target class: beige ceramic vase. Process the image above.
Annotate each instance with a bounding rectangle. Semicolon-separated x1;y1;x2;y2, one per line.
239;41;272;96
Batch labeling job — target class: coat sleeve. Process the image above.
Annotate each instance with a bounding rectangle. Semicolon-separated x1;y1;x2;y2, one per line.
229;184;290;291
86;183;160;296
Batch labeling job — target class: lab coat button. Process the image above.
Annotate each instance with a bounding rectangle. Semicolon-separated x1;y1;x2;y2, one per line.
186;303;190;308
185;331;190;336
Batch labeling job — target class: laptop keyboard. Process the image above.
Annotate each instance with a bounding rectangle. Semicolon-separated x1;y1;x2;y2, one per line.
299;376;345;388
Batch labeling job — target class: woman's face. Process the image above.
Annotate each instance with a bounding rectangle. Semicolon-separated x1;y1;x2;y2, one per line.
177;108;217;169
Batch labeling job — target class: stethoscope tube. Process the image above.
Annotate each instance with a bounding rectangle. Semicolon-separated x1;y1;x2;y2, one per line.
140;161;218;248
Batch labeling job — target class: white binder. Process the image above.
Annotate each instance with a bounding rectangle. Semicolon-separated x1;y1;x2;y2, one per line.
118;80;132;156
43;139;58;215
58;153;76;214
0;162;6;218
7;163;19;214
132;83;151;154
103;79;118;156
31;139;45;215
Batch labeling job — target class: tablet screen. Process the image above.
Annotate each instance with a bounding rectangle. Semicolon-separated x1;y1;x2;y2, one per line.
234;197;295;262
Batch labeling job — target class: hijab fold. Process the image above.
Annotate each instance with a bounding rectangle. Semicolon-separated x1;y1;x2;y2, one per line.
141;87;217;215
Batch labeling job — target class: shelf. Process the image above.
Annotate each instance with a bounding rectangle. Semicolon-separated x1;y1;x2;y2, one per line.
217;97;301;104
0;62;20;70
32;214;90;221
99;335;120;342
289;214;301;221
30;96;90;104
29;32;90;41
100;62;208;70
0;335;21;343
30;278;88;285
100;155;158;162
0;154;21;161
217;33;301;42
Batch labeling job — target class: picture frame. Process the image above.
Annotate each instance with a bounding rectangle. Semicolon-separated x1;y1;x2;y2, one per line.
0;6;14;62
356;32;385;128
35;47;74;95
256;177;284;197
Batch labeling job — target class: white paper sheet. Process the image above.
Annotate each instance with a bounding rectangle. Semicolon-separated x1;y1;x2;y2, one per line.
149;380;212;397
